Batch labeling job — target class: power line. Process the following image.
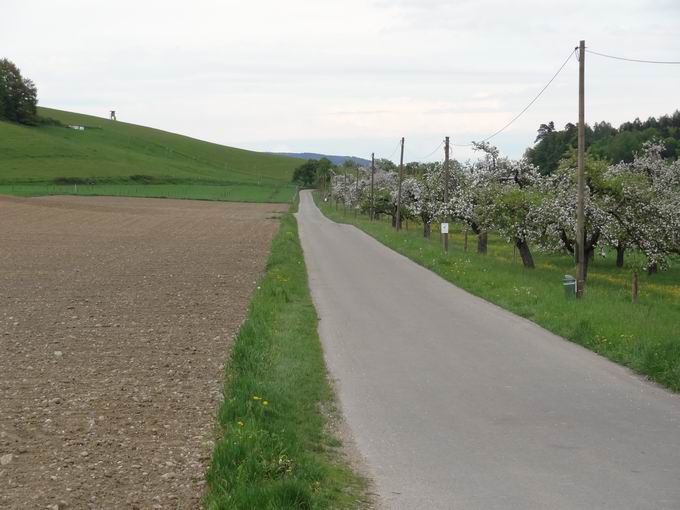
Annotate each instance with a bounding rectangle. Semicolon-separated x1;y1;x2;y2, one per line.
416;139;444;161
586;49;680;65
452;48;576;147
383;139;402;161
480;49;576;143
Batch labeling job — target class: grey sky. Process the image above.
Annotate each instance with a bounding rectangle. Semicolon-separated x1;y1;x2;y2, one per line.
3;0;679;162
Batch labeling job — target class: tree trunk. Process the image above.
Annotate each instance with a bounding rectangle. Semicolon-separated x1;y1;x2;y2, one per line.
464;230;468;252
580;232;600;282
632;271;638;304
477;232;488;254
582;247;593;280
423;222;431;238
515;239;535;269
616;244;625;268
648;263;658;275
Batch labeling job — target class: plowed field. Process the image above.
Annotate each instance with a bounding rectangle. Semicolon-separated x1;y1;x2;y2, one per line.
0;195;287;509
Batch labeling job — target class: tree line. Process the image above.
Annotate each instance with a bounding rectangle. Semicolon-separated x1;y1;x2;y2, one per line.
326;142;679;289
527;111;680;175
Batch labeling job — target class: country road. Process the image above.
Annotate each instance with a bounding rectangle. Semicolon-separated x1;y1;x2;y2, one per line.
296;190;680;510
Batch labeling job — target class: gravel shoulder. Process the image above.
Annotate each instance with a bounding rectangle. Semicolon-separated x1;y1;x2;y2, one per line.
0;195;286;509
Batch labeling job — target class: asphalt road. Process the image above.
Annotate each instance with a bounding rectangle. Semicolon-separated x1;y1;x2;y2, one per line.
296;191;680;510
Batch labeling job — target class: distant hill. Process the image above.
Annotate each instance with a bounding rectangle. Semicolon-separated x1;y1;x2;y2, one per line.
273;152;371;167
0;107;301;184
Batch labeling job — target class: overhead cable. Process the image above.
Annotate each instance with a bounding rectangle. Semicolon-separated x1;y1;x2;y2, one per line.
586;49;680;65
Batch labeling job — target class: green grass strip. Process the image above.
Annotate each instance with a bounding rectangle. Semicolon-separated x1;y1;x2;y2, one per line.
315;195;680;392
205;211;366;509
0;182;296;204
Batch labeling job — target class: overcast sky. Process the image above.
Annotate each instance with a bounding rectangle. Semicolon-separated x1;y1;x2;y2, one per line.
3;0;679;162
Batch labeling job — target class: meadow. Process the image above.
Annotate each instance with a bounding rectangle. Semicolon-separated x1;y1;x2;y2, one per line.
0;107;300;202
316;195;680;392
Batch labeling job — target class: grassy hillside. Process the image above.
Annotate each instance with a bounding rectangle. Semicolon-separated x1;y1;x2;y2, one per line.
0;107;301;202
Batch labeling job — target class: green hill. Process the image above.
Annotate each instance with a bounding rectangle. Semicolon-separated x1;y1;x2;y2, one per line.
526;111;680;175
0;107;302;202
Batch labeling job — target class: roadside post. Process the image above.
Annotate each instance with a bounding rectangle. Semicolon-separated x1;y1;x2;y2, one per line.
441;222;449;248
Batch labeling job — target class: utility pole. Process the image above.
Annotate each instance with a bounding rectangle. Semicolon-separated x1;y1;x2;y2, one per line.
370;152;375;220
333;171;338;210
343;171;347;216
354;165;359;218
443;136;450;253
396;137;405;230
576;40;586;298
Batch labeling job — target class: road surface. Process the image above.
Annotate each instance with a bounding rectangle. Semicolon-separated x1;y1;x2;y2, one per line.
296;190;680;510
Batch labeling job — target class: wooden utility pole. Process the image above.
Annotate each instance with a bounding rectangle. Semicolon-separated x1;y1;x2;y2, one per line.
334;171;338;210
443;136;450;253
343;171;348;216
370;152;375;220
396;137;405;230
576;40;586;298
354;166;359;218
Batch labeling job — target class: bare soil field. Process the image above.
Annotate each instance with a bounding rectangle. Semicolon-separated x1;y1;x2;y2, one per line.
0;195;287;509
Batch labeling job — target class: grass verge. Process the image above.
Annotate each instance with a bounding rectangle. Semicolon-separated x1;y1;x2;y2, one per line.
204;210;366;509
315;195;680;392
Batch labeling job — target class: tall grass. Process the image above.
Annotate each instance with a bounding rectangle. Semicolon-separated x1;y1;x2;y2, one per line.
205;212;366;509
316;196;680;392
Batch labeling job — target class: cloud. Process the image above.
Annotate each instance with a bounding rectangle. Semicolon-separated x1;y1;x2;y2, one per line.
2;0;679;160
